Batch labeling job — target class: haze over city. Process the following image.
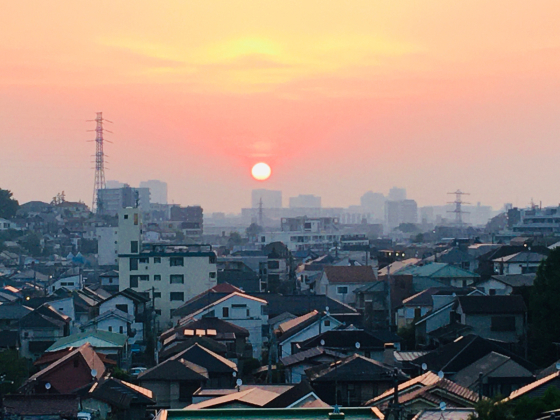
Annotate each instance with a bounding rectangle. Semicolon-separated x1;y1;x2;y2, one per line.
2;1;560;213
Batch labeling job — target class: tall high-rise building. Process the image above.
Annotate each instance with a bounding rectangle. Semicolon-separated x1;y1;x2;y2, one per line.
388;187;407;202
98;185;150;216
360;192;386;219
252;189;282;208
385;199;418;228
106;180;124;189
140;180;168;204
289;194;321;208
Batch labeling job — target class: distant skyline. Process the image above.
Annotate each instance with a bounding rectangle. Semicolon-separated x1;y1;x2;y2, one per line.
2;2;560;213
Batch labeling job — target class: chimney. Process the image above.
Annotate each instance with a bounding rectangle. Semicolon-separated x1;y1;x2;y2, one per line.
384;343;396;366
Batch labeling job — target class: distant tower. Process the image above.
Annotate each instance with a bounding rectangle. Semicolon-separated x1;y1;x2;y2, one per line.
447;190;470;226
258;198;264;226
90;112;111;213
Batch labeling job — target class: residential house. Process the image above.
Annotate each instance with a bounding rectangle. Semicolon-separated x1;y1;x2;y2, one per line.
316;266;376;305
138;357;209;408
47;273;82;295
280;347;344;383
396;262;480;290
99;270;119;292
173;290;268;359
0;218;17;231
505;371;560;402
19;343;105;394
216;259;260;292
19;304;71;359
0;303;32;330
97;288;150;342
277;310;342;356
166;343;238;388
492;251;547;275
365;371;480;417
158;335;228;363
476;273;536;296
46;330;129;367
297;328;402;361
117;208;217;328
306;353;407;406
3;395;80;419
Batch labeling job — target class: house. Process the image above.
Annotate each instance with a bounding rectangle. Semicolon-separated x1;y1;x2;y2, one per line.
3;394;80;419
395;263;480;289
268;312;297;331
167;343;238;388
306;353;407;406
82;309;135;339
280;347;344;383
217;259;260;292
492;251;547;275
33;346;117;371
297;328;402;361
138;357;209;408
316;266;376;305
427;247;479;272
46;330;129;367
78;377;155;420
19;343;105;394
161;316;250;360
476;273;536;296
505;371;560;402
365;371;480;418
0;303;32;329
277;310;342;356
97;288;151;342
47;274;83;295
117;208;217;328
0;218;17;231
454;295;527;343
19;304;71;359
173;291;268;359
158;336;228;363
99;270;119;292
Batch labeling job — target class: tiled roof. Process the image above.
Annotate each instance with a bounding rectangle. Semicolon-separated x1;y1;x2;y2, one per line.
187;387;281;409
506;371;560;401
299;329;401;352
279;311;319;334
323;266;376;284
138;358;208;382
492;252;547;263
3;394;79;417
170;343;237;373
397;263;479;279
490;274;536;288
365;371;441;406
250;293;357;318
46;330;128;352
279;347;345;367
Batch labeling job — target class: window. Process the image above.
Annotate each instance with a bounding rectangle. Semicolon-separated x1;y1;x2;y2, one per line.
491;316;516;332
154;257;161;264
209;272;216;278
134;213;139;225
414;308;422;319
223;307;229;318
268;260;280;270
170;292;184;301
489;289;497;296
155;309;162;315
129;258;139;271
108;326;113;332
337;286;349;294
139;275;149;281
116;304;128;313
154;292;161;298
119;326;124;334
247;308;251;317
261;306;268;315
130;276;139;288
131;241;138;253
209;254;216;264
170;274;184;284
154;274;161;281
170;257;184;267
124;214;129;220
324;320;331;327
109;278;113;284
139;257;149;264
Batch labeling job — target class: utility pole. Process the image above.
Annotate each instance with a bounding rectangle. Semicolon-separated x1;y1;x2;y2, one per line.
88;112;112;213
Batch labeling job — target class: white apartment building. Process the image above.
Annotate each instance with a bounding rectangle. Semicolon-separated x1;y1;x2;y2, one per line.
117;208;217;328
97;226;118;266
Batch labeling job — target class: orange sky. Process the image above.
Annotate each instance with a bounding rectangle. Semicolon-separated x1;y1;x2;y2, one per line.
1;1;560;212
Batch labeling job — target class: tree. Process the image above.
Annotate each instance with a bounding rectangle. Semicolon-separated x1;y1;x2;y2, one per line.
246;223;263;238
0;350;31;394
228;231;244;247
529;247;560;366
0;189;19;219
21;232;42;256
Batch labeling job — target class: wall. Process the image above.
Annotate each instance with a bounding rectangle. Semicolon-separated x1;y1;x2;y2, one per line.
461;312;524;343
100;295;134;317
279;316;341;356
476;279;513;296
97;226;118;266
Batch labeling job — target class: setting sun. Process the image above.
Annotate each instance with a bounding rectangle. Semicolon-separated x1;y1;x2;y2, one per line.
251;163;272;181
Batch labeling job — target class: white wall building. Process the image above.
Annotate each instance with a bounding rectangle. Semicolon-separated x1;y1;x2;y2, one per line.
97;226;118;266
118;208;217;329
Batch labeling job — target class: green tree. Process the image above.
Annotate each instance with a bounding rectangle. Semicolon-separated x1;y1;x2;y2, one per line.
468;397;513;420
529;248;560;366
0;189;19;219
21;232;42;256
228;231;244;247
0;350;31;394
246;223;263;238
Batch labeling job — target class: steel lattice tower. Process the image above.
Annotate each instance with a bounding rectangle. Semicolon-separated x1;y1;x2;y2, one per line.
447;190;470;226
90;112;110;213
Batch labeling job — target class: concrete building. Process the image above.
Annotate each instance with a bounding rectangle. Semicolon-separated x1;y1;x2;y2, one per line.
170;205;203;237
385;199;418;229
388;187;407;202
259;217;341;252
289;195;321;209
360;192;386;219
96;226;118;266
252;189;282;208
140;180;168;204
98;185;150;216
117;208;217;328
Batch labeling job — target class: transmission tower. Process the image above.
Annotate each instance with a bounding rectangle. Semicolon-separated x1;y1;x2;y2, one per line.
447;190;470;226
258;198;264;226
88;112;112;213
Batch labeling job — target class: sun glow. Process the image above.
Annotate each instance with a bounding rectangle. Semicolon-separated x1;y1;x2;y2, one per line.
251;163;272;181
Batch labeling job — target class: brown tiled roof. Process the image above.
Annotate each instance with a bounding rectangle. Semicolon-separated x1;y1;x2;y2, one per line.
138;358;208;382
323;266;376;284
506;371;560;401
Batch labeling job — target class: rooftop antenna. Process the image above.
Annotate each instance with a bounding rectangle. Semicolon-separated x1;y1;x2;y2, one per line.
447;190;470;227
88;112;112;213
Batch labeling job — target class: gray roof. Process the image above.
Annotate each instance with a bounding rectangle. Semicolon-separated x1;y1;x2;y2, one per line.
0;303;33;320
490;274;536;288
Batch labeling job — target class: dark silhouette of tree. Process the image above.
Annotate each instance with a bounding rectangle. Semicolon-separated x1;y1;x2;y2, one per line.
529;247;560;366
0;189;19;219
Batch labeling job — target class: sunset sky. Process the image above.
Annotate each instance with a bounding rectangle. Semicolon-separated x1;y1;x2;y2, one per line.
1;1;560;213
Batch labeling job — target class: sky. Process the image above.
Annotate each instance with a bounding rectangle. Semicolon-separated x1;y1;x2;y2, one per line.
1;1;560;213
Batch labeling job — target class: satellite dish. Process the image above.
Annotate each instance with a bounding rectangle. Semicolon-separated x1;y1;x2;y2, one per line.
421;363;427;371
438;371;444;379
232;371;237;377
320;339;326;346
355;342;361;349
556;362;560;371
91;369;97;377
45;382;51;390
325;306;329;312
440;402;447;411
236;379;242;387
